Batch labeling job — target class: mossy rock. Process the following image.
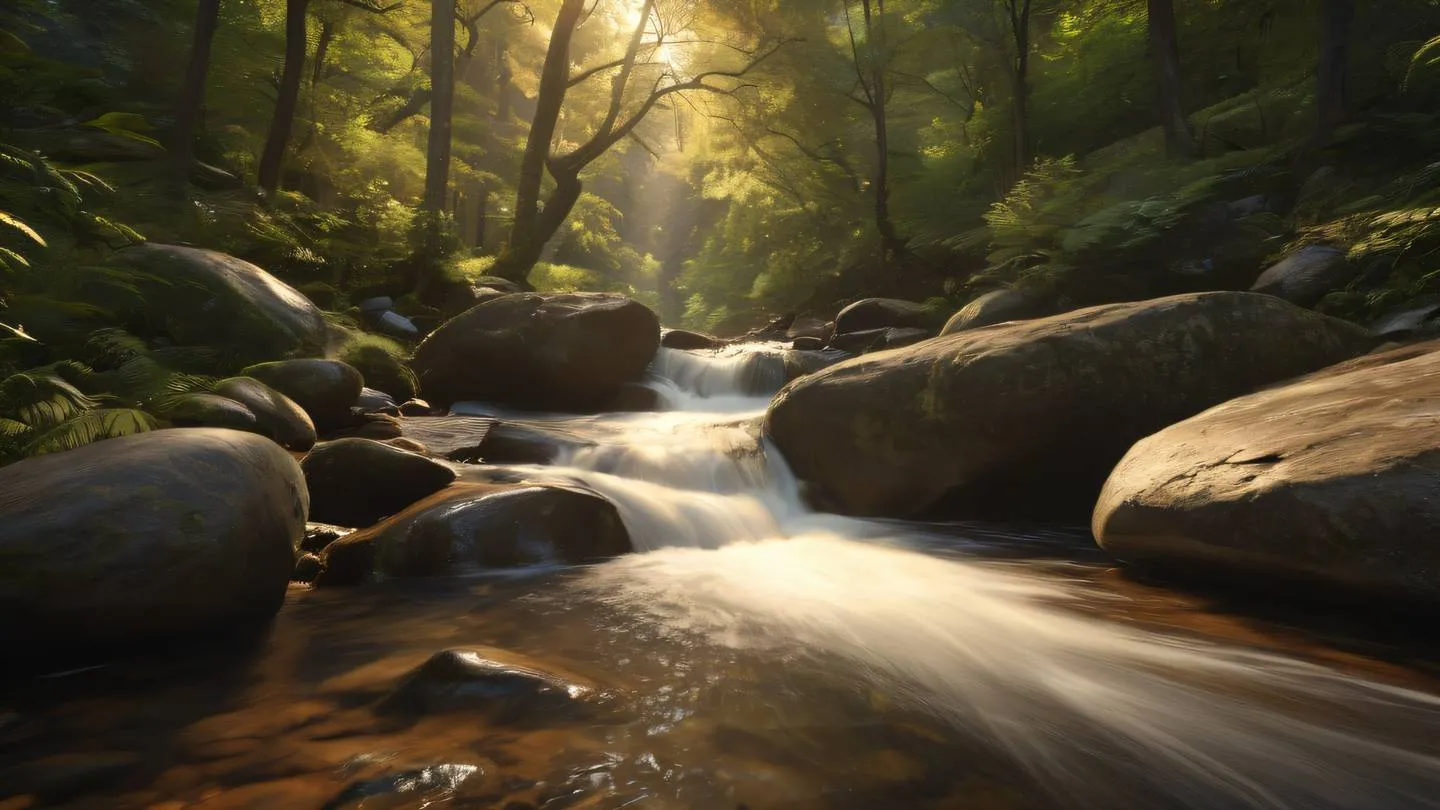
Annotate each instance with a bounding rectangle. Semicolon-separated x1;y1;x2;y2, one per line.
340;342;418;401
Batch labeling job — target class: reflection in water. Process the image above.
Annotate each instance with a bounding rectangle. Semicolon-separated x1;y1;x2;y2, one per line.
5;345;1440;809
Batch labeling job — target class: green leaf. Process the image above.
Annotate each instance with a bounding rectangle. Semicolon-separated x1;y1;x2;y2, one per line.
23;408;157;457
0;209;46;246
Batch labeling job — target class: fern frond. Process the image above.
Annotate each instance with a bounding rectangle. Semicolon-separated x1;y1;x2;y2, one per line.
23;408;157;457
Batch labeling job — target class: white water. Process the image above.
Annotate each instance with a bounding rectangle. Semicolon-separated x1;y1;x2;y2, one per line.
452;344;1440;809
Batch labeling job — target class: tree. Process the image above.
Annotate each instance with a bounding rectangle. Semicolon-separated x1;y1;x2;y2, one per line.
423;0;456;215
1147;0;1196;158
844;0;907;259
171;0;223;195
491;0;784;284
1002;0;1032;184
1314;0;1355;146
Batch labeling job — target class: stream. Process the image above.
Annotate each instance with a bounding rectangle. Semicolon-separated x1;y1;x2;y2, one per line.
5;344;1440;809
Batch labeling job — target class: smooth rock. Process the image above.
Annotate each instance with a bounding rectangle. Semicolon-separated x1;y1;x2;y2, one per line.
115;244;327;362
792;336;826;351
301;438;456;528
765;292;1371;519
399;399;437;417
941;289;1044;335
167;393;258;432
355;387;399;415
660;329;723;350
302;522;354;553
242;359;364;432
357;296;394;313
0;429;306;644
377;311;419;339
214;377;317;451
1370;299;1440;338
293;553;323;583
1250;245;1353;307
1094;341;1440;602
375;649;591;718
412;293;660;410
833;298;942;335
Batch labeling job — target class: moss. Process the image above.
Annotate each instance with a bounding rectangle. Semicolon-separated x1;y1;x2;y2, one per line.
336;332;418;400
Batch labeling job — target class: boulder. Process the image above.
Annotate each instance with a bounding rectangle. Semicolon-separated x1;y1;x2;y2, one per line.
340;346;418;402
782;348;851;382
403;416;591;466
786;316;832;342
660;329;723;351
607;383;664;412
1370;299;1440;339
214;377;317;451
242;359;364;432
302;522;354;553
355;387;399;415
0;429;306;645
1249;245;1353;307
471;276;523;294
375;649;591;719
399;398;438;417
792;336;826;351
293;553;323;583
411;293;660;410
833;298;942;336
115;244;327;362
301;438;456;528
167;393;258;432
765;292;1371;519
828;327;933;354
317;484;630;584
1093;342;1440;603
941;289;1043;335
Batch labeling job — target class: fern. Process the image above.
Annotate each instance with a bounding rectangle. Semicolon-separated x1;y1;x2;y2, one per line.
22;407;156;457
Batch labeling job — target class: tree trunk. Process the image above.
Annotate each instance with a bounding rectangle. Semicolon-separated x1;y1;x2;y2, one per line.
170;0;222;195
423;0;455;214
493;169;583;282
312;18;335;86
498;0;587;283
1148;0;1197;158
1005;0;1032;185
865;0;905;258
258;0;309;195
1314;0;1355;146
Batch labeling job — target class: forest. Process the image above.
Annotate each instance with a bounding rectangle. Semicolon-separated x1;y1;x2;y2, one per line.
6;1;1440;809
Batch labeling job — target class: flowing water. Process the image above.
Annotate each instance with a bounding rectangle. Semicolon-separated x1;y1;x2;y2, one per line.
5;344;1440;809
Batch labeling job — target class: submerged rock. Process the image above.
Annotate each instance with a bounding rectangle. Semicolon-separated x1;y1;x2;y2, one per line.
1093;342;1440;603
214;376;317;451
375;649;591;719
766;292;1371;519
115;244;327;362
242;359;365;433
301;438;456;528
0;429;306;645
412;293;660;410
941;289;1044;335
316;484;631;585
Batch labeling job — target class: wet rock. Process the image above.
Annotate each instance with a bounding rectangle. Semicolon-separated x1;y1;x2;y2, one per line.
242;359;365;432
293;553;323;583
0;429;306;645
941;289;1044;335
302;522;355;553
782;348;851;381
786;315;832;341
114;244;327;362
766;292;1372;519
1250;245;1353;307
1370;298;1440;338
214;376;317;451
343;344;419;402
412;293;660;410
358;296;394;314
301;438;456;528
382;437;429;454
375;649;591;719
0;752;140;802
1095;341;1440;602
661;328;723;350
376;311;419;339
317;484;630;584
167;392;258;432
792;336;826;351
472;276;523;294
606;383;663;412
828;327;932;354
340;414;405;441
399;398;438;417
833;298;944;336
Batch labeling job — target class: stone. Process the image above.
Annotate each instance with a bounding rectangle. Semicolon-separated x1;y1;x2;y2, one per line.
302;523;354;553
412;293;660;410
316;484;630;584
0;429;306;645
765;292;1371;519
242;359;364;432
792;336;826;351
166;393;258;432
660;328;724;350
114;244;327;362
375;649;590;719
355;387;399;415
1093;341;1440;603
832;298;943;335
399;399;438;417
1250;245;1354;307
941;289;1044;335
301;438;456;528
293;553;323;583
214;377;317;451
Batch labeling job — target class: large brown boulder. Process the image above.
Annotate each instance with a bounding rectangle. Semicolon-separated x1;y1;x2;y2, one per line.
214;376;317;451
941;289;1044;335
1093;342;1440;602
301;438;456;528
765;292;1371;519
1249;245;1353;307
0;429;307;645
115;244;327;362
241;359;364;432
411;293;660;410
832;298;945;336
317;483;630;585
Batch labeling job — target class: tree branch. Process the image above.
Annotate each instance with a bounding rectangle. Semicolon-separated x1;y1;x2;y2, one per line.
332;0;403;13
